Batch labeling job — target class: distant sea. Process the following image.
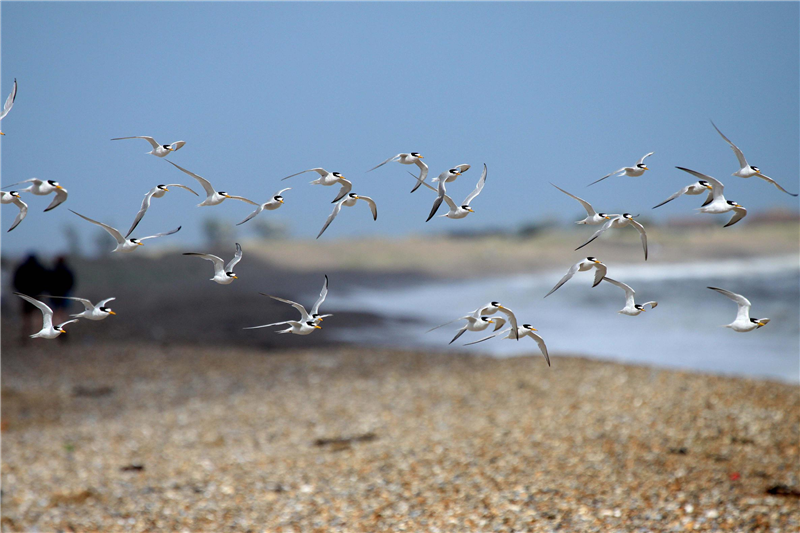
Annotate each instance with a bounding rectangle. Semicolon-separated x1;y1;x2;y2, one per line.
328;254;800;383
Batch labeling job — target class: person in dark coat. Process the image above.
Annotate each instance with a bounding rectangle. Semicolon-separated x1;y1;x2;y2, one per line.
12;254;48;342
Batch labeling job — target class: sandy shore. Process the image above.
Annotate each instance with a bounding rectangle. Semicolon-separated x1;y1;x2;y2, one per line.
2;343;798;532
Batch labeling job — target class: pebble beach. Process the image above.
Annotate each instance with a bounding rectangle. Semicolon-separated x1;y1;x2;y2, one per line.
2;342;798;532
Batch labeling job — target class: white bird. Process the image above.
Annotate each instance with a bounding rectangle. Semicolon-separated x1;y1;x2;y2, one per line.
469;301;519;340
368;152;429;193
601;277;657;316
126;183;199;238
0;78;17;135
15;293;78;339
237;187;291;226
317;192;377;239
550;183;618;225
676;167;748;227
3;178;68;212
70;209;181;252
710;120;797;196
576;213;648;260
111;136;186;157
464;325;550;367
427;314;506;345
281;168;353;202
544;257;607;298
426;164;471;221
244;319;322;335
413;164;488;219
589;152;654;186
1;191;28;232
183;243;243;284
262;275;331;324
47;296;117;320
707;286;770;333
652;179;713;209
165;160;256;207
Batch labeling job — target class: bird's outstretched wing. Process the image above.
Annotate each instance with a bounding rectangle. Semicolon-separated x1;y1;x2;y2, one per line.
111;136;160;150
317;199;345;239
226;243;243;272
589;168;624;187
550;183;597;216
311;275;329;316
0;78;17;121
629;218;648;260
137;226;181;241
164;160;216;197
463;164;488;206
724;206;747;227
358;195;378;220
7;196;27;232
754;173;798;197
70;210;125;244
710;120;748;169
544;262;580;298
575;217;614;251
43;187;68;212
652;185;692;209
331;178;353;203
282;168;327;181
15;293;54;329
367;154;401;172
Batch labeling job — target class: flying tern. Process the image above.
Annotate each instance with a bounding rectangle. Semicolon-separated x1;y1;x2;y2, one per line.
47;296;117;320
707;286;770;333
576;213;648;260
262;275;331;324
425;164;471;221
15;293;78;339
317;192;377;239
70;209;181;252
465;325;550;366
368;152;429;193
1;191;27;232
244;320;322;335
0;78;17;135
281;168;353;202
710;120;797;196
427;314;506;345
165;160;256;206
111;136;186;157
652;179;713;209
126;183;198;238
550;183;617;225
601;277;657;316
413;163;488;219
237;188;291;226
676;167;747;227
183;243;243;284
3;178;68;212
589;152;654;186
544;257;607;298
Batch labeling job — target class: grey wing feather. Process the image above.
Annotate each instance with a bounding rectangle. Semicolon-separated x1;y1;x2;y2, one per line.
225;194;259;205
112;136;160;149
491;317;507;331
407;171;438;193
265;294;309;320
550;183;596;216
226;243;243;271
358;196;378;220
169;141;186;151
47;295;94;310
165;184;200;196
15;293;54;328
236;206;263;226
367;154;401;172
410;159;429;193
311;275;329;316
243;320;293;330
0;79;16;120
463;328;507;347
592;263;607;287
755;173;798;196
630;219;648;260
449;326;469;345
724;206;747;227
528;331;551;367
126;189;156;238
69;210;125;244
463;164;487;205
575;218;613;251
589;169;624;187
97;297;116;308
710;120;748;169
165;160;216;197
544;262;580;298
317;200;345;239
138;226;181;241
2;178;39;190
44;188;68;212
426;180;447;222
652;186;690;209
637;152;654;165
8;197;27;232
282;168;326;181
331;179;352;203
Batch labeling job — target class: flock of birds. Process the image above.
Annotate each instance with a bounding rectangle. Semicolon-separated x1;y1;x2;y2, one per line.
2;78;789;360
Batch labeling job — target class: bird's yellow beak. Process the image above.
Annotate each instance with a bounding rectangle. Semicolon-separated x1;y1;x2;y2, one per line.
641;309;647;312
353;195;360;199
593;260;602;264
108;310;117;315
314;325;322;329
278;199;284;203
418;155;424;159
317;317;324;322
467;207;474;213
223;194;232;198
137;242;144;246
531;327;537;331
164;187;170;192
488;319;495;323
705;184;713;190
643;166;649;171
0;132;5;136
56;185;64;190
232;275;238;279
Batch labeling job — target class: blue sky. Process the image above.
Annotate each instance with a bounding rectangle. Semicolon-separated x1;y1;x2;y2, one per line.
2;2;798;255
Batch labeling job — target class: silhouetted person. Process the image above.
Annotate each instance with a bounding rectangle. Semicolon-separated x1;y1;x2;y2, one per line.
48;256;75;343
13;254;48;343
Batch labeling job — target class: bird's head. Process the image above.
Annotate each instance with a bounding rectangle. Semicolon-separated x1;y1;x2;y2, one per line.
226;272;238;279
490;301;503;309
699;180;712;190
449;168;461;176
100;306;116;316
219;192;231;198
635;304;645;312
312;313;323;322
751;318;769;328
410;152;422;159
130;238;144;246
462;205;474;213
157;184;170;192
727;200;742;208
349;193;359;199
47;180;64;190
480;317;493;323
637;164;649;170
9;191;20;198
523;324;537;331
57;325;69;333
598;213;611;220
587;256;602;264
274;195;284;203
622;213;634;219
751;165;760;174
307;321;322;329
332;172;344;178
162;145;174;151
